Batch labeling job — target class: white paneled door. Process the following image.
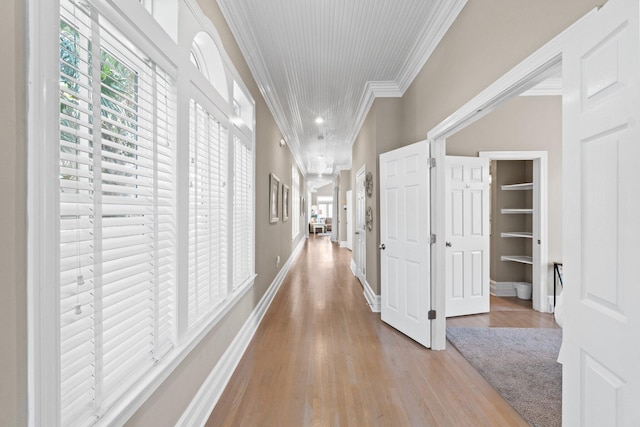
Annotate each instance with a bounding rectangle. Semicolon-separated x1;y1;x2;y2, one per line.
346;190;353;250
379;141;431;348
563;0;640;424
354;166;366;285
444;156;490;317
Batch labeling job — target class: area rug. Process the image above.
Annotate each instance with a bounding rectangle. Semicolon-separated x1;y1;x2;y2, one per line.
446;327;562;427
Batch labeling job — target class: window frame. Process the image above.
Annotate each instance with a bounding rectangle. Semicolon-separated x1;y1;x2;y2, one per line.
28;0;256;425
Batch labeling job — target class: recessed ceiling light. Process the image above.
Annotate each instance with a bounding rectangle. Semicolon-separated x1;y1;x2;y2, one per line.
315;116;324;125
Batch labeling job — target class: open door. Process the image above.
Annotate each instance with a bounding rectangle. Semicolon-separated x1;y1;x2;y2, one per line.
444;156;490;317
354;167;366;284
346;190;353;250
563;0;640;423
380;141;431;347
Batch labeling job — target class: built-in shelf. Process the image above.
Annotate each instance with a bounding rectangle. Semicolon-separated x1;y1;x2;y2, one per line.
501;208;533;215
501;231;533;239
501;255;533;265
501;182;533;191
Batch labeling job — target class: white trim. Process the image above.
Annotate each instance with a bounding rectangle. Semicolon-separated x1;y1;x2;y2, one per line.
29;0;258;424
350;259;357;276
347;1;467;149
361;279;381;313
490;280;517;297
96;277;256;426
395;0;468;94
27;0;62;423
427;7;599;351
479;151;549;313
176;238;305;427
519;77;562;97
339;241;349;248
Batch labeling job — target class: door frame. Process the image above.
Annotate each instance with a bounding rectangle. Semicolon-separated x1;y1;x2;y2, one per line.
353;165;367;285
426;8;598;350
478;151;549;314
345;190;353;250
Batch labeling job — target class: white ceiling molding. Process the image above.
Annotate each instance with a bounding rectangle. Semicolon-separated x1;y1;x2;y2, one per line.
395;0;468;94
216;0;467;178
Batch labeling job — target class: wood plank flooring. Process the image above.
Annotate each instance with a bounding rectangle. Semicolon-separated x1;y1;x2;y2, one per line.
207;236;549;426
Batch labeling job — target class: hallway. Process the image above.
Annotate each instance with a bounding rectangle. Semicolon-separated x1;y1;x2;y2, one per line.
207;236;529;426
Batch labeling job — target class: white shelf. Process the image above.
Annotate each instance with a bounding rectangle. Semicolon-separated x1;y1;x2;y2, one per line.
501;231;533;239
501;182;533;191
501;208;533;215
501;255;533;265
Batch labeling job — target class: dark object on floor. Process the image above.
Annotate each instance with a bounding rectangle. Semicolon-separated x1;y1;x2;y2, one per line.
446;327;562;427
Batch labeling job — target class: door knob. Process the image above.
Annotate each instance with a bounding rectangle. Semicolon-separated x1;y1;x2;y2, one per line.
379;243;386;250
445;242;452;247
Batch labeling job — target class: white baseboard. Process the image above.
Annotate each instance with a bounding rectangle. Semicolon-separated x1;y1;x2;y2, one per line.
490;280;517;297
350;259;356;276
339;241;348;248
362;278;381;312
176;238;305;427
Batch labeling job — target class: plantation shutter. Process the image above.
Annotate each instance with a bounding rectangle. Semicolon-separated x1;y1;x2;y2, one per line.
233;135;254;289
59;1;176;424
188;100;229;328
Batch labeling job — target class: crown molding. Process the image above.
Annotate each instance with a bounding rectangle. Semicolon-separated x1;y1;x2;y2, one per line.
217;0;309;176
217;0;467;172
396;0;468;94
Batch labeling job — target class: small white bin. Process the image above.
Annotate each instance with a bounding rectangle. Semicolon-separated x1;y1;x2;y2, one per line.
515;282;532;300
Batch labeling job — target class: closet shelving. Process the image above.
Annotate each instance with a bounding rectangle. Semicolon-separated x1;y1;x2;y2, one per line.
500;182;533;265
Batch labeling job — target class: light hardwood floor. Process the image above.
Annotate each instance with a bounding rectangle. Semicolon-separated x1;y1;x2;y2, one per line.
207;235;554;426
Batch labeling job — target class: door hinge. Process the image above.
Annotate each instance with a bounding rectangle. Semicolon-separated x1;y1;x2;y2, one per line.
428;310;437;320
428;158;436;168
429;234;436;244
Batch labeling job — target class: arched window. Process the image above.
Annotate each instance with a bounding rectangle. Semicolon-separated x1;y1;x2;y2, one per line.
192;31;228;101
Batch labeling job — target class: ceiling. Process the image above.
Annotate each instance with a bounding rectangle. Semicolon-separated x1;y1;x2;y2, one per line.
217;0;467;185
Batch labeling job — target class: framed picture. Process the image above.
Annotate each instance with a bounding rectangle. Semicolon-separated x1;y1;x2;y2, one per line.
301;196;305;216
282;184;289;222
269;173;280;223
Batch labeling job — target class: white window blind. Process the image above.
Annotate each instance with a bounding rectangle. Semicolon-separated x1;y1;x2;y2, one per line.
233;135;254;289
188;100;228;327
59;1;176;425
291;165;300;238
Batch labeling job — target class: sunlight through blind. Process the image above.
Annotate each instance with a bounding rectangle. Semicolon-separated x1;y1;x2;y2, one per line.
188;100;228;327
59;1;176;424
233;135;253;290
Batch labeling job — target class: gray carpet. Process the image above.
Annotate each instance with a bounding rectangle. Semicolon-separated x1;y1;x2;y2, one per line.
446;327;562;427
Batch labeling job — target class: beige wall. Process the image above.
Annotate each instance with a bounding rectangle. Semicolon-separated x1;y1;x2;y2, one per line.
3;0;302;425
126;1;305;425
351;102;377;291
447;96;562;289
0;0;27;424
352;0;599;298
401;0;600;145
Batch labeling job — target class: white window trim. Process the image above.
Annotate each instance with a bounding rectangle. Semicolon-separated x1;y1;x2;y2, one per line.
27;0;256;425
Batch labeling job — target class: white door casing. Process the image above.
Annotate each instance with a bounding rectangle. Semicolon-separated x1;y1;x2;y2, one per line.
478;151;548;313
563;0;640;424
444;156;490;317
346;190;353;250
354;166;366;284
380;141;431;348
